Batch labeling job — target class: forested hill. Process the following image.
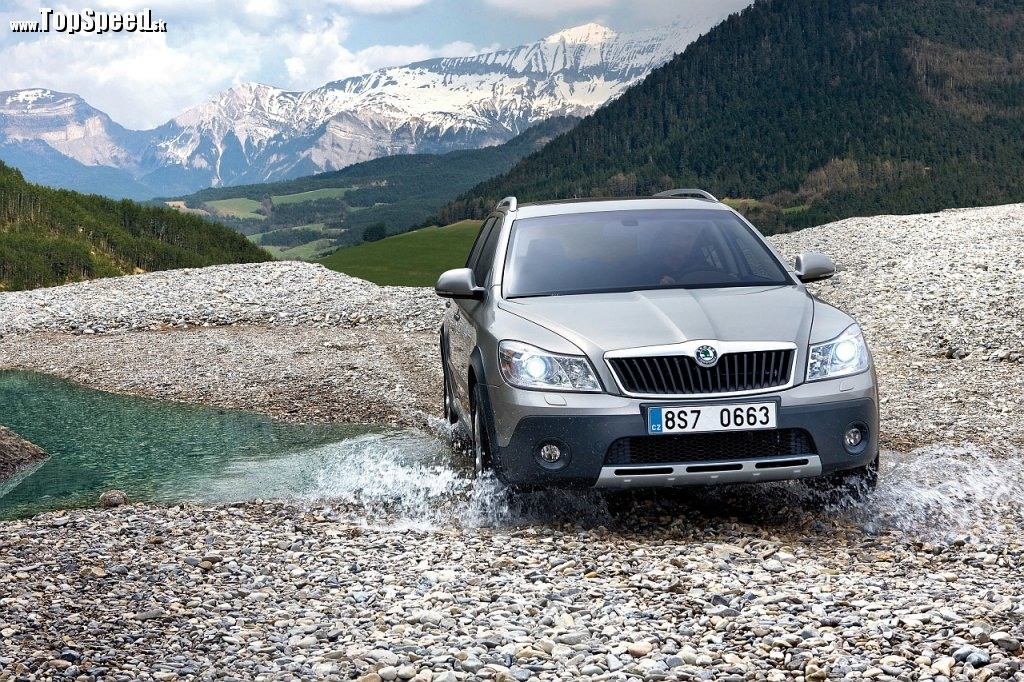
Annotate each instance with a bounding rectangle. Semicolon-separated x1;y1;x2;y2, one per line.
438;0;1024;231
0;162;270;291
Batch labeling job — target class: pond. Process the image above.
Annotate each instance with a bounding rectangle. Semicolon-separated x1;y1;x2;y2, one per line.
0;371;465;520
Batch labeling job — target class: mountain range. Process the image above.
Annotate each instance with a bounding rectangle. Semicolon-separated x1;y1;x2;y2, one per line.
440;0;1024;231
0;19;720;200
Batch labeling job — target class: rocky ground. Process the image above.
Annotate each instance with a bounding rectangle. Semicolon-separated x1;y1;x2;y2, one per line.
0;425;49;482
1;203;1024;680
0;498;1022;681
0;263;442;428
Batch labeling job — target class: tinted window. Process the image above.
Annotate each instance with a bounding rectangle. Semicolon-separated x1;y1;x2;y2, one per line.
465;216;497;271
472;216;503;286
503;209;791;298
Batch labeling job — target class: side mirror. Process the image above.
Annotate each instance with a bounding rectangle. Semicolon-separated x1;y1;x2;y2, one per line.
794;251;836;283
435;268;485;299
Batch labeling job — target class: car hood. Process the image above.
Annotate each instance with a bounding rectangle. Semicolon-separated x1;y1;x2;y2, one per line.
498;286;814;353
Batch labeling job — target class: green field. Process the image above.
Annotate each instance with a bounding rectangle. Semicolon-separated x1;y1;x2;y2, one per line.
721;197;764;211
271;187;349;205
261;239;338;261
206;198;265;220
319;220;482;286
248;222;330;242
247;223;343;261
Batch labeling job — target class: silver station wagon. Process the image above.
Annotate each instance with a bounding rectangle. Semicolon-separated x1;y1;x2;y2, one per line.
436;190;878;496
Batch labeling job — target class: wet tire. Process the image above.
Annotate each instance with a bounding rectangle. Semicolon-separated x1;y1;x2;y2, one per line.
441;357;456;424
471;384;494;478
440;343;470;451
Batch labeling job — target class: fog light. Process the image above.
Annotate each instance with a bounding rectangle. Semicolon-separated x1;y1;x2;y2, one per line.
844;427;864;448
539;443;562;463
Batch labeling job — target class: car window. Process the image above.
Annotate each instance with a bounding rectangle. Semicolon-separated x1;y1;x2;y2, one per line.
503;209;791;298
471;216;503;287
465;216;497;272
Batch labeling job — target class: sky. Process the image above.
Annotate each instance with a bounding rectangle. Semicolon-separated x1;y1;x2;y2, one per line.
0;0;752;130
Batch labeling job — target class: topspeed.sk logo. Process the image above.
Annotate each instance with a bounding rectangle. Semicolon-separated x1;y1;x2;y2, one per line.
10;8;167;34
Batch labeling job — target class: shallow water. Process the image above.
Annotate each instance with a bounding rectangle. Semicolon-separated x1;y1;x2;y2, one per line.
3;371;1021;543
0;371;452;519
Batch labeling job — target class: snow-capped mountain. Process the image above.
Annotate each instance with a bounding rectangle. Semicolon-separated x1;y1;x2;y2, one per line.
0;20;707;198
0;89;143;168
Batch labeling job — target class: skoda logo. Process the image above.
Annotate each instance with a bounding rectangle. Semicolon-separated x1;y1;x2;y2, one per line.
694;344;718;367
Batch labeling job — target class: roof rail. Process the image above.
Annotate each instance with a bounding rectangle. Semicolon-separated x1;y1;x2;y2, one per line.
496;196;518;212
653;188;719;202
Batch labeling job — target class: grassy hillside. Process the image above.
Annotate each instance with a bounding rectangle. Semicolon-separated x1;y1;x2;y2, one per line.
165;117;578;259
319;220;481;286
439;0;1024;232
0;162;271;291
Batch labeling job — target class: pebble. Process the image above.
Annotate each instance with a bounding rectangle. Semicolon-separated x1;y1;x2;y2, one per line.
991;631;1022;651
627;641;654;657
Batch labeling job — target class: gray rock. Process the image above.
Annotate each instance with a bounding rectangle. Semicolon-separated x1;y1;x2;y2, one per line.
556;632;588;645
991;632;1021;652
0;425;49;482
461;658;484;673
98;489;129;508
966;651;990;667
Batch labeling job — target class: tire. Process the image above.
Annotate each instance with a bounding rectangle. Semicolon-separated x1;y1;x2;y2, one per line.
471;384;494;478
806;454;879;505
441;357;456;424
440;340;470;451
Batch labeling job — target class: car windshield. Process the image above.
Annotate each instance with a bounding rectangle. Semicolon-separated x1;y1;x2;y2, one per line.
502;209;792;298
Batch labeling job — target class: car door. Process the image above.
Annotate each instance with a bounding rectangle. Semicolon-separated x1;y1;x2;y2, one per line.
447;214;502;418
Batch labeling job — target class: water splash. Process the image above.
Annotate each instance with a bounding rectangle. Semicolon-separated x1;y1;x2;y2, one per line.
845;444;1024;541
194;429;472;529
272;437;1024;542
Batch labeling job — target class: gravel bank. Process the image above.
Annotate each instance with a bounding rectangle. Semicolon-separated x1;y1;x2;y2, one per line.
0;263;443;427
0;499;1022;681
2;204;1024;680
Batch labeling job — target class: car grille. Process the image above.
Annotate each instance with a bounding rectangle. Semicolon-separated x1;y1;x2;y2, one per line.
604;429;816;465
608;349;794;395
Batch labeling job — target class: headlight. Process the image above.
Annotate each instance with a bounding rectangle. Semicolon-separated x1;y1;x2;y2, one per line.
498;340;601;392
807;324;870;381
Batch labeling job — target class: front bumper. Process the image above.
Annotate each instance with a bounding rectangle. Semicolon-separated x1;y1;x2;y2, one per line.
483;370;878;488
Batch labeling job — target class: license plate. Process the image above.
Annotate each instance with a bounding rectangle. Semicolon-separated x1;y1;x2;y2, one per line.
647;402;777;434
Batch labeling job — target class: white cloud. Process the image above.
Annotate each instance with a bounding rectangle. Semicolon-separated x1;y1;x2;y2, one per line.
327;0;432;13
0;2;472;128
244;0;286;18
481;0;612;19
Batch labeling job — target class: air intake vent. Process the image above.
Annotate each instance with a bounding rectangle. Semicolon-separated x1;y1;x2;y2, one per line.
608;349;793;396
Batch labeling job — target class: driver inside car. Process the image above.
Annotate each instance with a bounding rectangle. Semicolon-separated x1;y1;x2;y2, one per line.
656;224;712;285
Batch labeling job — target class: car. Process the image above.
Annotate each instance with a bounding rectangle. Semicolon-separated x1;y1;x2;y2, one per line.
435;189;878;497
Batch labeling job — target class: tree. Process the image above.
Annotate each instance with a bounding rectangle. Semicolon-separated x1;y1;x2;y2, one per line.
363;223;387;242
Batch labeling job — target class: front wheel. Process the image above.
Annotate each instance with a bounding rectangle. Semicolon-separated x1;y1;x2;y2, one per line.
471;384;494;478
